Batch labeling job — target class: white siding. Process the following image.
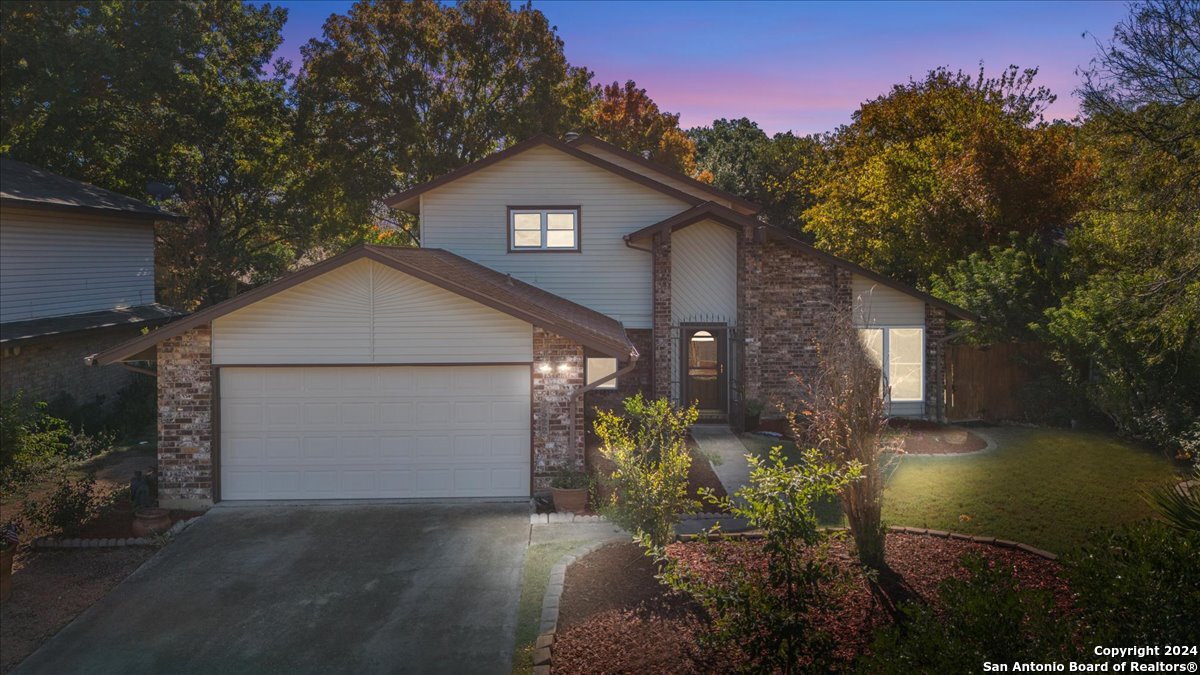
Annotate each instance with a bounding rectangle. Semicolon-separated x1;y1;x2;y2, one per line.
574;144;739;211
672;219;738;324
852;275;925;326
421;145;691;328
212;259;533;365
0;207;155;322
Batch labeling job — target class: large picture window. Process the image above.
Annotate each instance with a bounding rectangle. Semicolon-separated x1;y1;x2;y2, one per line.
858;327;924;402
509;207;579;251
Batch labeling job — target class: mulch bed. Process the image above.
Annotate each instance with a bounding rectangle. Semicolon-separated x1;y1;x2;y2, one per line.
552;534;1067;674
896;426;989;455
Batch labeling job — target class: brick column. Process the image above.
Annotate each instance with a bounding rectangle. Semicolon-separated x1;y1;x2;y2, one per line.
652;229;672;400
532;328;584;490
157;326;214;509
738;224;764;402
925;304;947;422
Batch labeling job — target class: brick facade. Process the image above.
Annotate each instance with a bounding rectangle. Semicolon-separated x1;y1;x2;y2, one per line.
532;327;585;489
924;304;948;422
156;326;214;509
651;229;672;399
739;236;855;417
0;326;145;407
583;328;653;415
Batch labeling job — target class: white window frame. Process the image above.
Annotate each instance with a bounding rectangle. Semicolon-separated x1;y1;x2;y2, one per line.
508;207;580;251
586;357;618;389
858;325;925;403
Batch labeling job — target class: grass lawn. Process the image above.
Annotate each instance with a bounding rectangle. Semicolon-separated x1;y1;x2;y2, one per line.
739;427;1180;554
511;540;587;675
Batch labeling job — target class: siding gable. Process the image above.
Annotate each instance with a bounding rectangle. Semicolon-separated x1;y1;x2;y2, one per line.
575;143;736;210
420;145;692;328
671;219;738;324
212;259;533;364
852;275;925;326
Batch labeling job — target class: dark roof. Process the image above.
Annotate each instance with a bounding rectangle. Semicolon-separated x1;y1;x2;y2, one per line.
0;159;185;223
626;201;976;321
383;134;705;213
565;133;761;214
91;245;637;365
1;303;183;344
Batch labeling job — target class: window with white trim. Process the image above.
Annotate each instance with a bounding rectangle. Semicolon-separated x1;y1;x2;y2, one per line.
510;208;579;250
858;327;924;402
586;357;618;389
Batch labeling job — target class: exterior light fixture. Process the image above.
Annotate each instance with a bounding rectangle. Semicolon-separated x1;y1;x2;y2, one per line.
537;363;552;374
557;363;571;373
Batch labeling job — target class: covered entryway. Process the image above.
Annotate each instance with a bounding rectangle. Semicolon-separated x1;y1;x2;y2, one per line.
219;365;530;500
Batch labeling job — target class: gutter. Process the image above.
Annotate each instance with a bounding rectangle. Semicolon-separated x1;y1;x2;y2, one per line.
566;346;641;464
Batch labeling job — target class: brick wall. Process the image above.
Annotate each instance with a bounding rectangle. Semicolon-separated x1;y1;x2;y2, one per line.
157;326;214;508
0;326;144;407
532;327;585;489
925;304;947;421
584;328;653;414
740;237;855;418
651;229;672;399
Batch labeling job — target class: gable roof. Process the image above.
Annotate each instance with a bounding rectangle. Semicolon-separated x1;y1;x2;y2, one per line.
90;245;636;366
565;133;761;214
383;134;706;213
0;159;186;223
626;201;975;321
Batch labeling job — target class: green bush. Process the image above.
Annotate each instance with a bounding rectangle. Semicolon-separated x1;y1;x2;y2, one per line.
1065;521;1200;646
21;473;101;536
0;393;72;479
857;554;1073;673
594;394;699;550
662;446;862;672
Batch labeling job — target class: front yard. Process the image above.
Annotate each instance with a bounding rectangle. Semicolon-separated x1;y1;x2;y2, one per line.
740;426;1181;553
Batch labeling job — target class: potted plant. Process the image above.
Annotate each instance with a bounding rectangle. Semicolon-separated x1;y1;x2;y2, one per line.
1;520;22;602
743;399;765;431
550;470;592;513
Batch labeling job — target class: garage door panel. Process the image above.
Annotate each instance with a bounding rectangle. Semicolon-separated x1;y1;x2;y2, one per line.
219;366;530;499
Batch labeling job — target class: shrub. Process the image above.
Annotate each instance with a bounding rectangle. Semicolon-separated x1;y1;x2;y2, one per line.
662;446;862;673
0;393;72;480
1065;521;1200;646
21;473;101;536
550;469;592;490
856;554;1073;673
594;394;699;550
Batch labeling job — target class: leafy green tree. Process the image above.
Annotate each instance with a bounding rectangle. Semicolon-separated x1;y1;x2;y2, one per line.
1;1;301;309
804;65;1094;286
689;118;826;230
581;79;696;175
294;0;594;240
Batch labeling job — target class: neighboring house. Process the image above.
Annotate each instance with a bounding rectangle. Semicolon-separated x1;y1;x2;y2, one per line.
92;133;971;508
0;159;184;409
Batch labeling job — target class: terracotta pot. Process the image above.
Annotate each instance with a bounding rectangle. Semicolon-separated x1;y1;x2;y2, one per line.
744;413;761;431
551;487;588;514
1;548;14;603
132;508;172;538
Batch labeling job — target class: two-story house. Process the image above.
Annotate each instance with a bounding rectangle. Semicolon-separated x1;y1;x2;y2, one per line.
0;159;183;409
91;133;971;508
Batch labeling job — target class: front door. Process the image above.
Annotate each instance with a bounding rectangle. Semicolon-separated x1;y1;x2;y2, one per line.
682;326;727;418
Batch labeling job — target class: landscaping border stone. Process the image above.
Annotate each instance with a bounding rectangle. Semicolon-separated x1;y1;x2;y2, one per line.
31;515;201;550
533;538;614;674
529;511;731;525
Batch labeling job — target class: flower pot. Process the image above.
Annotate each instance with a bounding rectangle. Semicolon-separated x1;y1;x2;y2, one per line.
132;508;172;538
551;487;588;514
744;412;761;431
1;548;14;603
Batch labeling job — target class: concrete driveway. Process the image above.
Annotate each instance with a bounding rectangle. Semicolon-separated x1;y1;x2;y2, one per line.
16;502;529;675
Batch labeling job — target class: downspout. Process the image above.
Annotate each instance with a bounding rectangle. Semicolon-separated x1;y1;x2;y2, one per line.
567;346;640;466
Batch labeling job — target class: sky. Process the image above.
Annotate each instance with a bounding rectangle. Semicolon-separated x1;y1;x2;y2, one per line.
272;0;1130;135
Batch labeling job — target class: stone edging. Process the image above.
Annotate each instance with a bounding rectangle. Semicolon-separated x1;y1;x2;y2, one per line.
531;539;612;674
32;515;200;550
529;511;728;525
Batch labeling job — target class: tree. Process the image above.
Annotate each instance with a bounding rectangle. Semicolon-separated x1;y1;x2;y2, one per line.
790;311;899;570
581;80;697;174
1;1;301;309
294;0;594;241
804;66;1095;287
689;118;826;230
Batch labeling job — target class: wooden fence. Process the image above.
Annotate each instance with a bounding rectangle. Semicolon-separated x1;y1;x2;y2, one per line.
944;342;1048;422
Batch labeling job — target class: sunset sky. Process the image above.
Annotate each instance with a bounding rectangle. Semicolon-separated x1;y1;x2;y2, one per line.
272;0;1129;135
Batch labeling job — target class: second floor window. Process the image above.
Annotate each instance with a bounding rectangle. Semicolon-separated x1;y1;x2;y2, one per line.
509;207;579;251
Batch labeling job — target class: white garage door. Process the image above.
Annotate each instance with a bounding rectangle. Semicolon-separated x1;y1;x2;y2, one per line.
218;366;530;500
